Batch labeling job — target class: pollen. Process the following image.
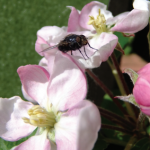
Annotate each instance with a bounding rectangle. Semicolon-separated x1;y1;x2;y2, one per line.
88;9;107;34
22;105;56;128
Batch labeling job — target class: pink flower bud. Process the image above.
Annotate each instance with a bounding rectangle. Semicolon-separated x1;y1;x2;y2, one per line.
133;63;150;116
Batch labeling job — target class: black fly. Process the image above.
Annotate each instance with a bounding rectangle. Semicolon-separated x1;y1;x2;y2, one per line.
41;34;98;59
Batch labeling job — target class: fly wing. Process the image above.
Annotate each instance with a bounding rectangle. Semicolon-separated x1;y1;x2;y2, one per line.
40;44;58;53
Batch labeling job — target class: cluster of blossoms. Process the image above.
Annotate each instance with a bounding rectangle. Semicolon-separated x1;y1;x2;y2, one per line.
0;52;100;150
36;0;150;69
0;0;150;150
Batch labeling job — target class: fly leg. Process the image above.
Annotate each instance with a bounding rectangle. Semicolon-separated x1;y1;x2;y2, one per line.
78;49;86;60
84;46;89;59
87;42;98;51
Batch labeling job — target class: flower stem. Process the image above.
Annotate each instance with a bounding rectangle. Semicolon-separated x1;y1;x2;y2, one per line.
110;53;137;120
110;53;130;95
107;59;126;94
86;69;128;115
136;111;146;132
99;107;135;129
101;124;132;135
124;136;137;150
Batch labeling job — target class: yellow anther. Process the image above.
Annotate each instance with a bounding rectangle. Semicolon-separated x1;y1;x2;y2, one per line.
88;9;107;34
23;105;56;128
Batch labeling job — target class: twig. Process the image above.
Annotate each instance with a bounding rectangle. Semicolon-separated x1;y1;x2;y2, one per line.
86;69;128;115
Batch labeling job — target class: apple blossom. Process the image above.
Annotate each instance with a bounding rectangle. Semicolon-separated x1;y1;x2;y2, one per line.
111;0;150;33
35;2;119;69
35;0;149;69
67;0;150;67
117;63;150;116
69;0;150;34
0;52;100;150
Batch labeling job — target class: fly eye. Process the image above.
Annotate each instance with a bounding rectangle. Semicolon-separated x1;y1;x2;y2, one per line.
76;36;81;43
81;38;88;45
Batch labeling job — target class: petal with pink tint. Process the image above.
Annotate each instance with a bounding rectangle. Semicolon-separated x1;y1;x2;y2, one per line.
39;57;49;72
0;96;36;141
17;65;50;106
79;1;113;30
21;86;36;103
72;52;102;69
67;6;82;32
55;100;100;150
89;33;118;60
47;51;87;111
74;33;118;69
133;77;150;106
137;63;150;83
139;105;150;116
35;26;67;55
138;63;150;76
111;9;149;33
35;35;49;56
37;26;67;43
133;0;150;12
106;12;129;27
12;131;50;150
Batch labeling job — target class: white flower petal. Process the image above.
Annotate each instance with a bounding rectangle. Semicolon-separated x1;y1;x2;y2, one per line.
133;0;150;12
11;130;50;150
55;100;101;150
0;96;36;141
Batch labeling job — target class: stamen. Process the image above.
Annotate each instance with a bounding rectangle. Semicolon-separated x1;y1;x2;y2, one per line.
88;9;107;34
22;105;56;128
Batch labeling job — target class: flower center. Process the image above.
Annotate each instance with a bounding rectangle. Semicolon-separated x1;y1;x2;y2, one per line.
22;105;56;128
88;9;107;35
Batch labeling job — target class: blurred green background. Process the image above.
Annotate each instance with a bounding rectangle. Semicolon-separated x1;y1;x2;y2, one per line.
0;0;109;98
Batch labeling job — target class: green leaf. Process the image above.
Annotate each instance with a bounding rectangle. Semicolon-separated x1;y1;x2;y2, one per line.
139;142;150;150
102;93;124;117
131;137;150;150
0;129;37;149
114;32;134;57
0;138;7;150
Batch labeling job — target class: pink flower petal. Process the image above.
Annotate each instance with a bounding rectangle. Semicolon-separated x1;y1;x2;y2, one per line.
21;86;37;103
35;35;49;56
55;100;101;150
111;9;149;33
89;33;118;59
79;1;113;30
133;0;150;12
17;65;50;106
106;12;129;27
37;26;67;43
12;131;50;150
139;105;150;116
0;96;35;141
137;63;150;83
39;57;49;72
73;33;118;69
47;51;87;111
133;77;150;106
67;6;82;32
138;63;150;76
35;26;67;55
